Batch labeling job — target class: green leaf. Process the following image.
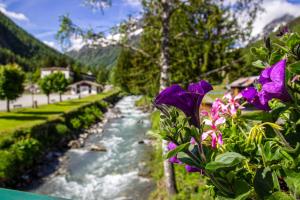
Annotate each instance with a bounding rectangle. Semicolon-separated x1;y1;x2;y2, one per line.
284;169;300;196
269;50;284;65
289;61;300;74
241;110;273;121
250;47;268;60
286;33;300;49
216;190;252;200
205;152;245;171
266;192;294;200
254;168;274;198
177;152;201;167
165;142;190;159
252;60;266;69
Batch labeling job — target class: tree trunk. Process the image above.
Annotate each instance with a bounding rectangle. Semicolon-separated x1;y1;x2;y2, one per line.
160;0;178;196
6;99;10;112
59;93;62;102
47;94;50;104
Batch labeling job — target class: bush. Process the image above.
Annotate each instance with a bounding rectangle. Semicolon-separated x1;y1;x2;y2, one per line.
0;150;16;179
0;137;14;149
70;118;82;130
55;123;70;136
10;138;41;167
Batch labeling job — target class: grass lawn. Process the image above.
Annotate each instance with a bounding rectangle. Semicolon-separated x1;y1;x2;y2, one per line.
0;89;118;134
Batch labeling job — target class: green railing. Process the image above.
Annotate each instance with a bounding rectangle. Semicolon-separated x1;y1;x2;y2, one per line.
0;188;68;200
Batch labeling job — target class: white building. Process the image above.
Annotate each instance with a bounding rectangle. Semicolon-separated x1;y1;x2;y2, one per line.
68;80;103;95
41;67;74;80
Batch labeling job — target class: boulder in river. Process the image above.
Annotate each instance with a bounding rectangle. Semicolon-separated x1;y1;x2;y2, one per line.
90;144;107;152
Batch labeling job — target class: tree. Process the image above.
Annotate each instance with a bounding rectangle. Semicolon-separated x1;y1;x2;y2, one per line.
0;64;25;112
52;72;69;102
39;75;54;104
96;67;109;85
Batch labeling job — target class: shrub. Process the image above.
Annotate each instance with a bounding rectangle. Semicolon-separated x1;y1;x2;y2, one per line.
55;123;70;136
70;118;82;130
0;137;14;149
0;150;16;179
10;138;41;167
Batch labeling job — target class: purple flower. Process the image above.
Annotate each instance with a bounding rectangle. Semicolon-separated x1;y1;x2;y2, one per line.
167;142;181;164
155;80;213;127
185;165;202;173
242;60;290;111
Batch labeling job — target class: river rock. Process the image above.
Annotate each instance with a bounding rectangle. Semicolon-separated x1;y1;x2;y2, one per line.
68;140;81;149
90;144;107;152
80;133;88;139
138;140;145;144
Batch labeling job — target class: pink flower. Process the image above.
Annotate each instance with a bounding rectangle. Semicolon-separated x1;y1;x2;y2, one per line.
202;113;225;148
222;93;243;116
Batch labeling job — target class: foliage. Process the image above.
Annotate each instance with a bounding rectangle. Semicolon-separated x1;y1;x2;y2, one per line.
52;72;70;101
39;72;69;103
38;75;54;103
0;63;25;112
155;32;300;199
55;124;70;136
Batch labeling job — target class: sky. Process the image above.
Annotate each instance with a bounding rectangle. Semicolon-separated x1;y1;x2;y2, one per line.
0;0;300;51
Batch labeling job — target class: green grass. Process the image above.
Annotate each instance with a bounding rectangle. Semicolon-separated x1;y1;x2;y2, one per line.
0;89;119;134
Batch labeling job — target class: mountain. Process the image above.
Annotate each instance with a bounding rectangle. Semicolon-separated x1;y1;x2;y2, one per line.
252;14;295;41
68;43;121;70
0;11;74;71
67;27;142;70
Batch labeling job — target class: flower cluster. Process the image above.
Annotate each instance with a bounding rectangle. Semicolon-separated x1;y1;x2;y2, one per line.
154;32;300;199
201;93;243;148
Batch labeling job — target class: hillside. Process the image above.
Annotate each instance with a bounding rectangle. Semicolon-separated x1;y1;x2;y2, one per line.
68;44;121;70
0;11;75;71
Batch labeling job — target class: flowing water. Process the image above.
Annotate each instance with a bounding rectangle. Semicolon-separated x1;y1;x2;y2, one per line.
32;96;155;200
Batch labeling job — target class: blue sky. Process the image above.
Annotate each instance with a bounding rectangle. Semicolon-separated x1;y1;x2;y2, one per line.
1;0;300;51
0;0;142;50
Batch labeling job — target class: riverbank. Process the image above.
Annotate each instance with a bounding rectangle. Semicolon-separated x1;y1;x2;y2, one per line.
0;89;122;188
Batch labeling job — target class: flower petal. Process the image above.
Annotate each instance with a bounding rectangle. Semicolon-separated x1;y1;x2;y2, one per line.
202;130;213;141
259;66;272;85
185;165;202;173
203;119;213;126
167;142;177;151
188;80;213;95
211;133;217;148
269;59;286;83
215;117;226;126
217;134;223;146
242;87;257;102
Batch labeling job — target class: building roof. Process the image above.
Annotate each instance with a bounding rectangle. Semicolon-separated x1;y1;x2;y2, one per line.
68;80;102;88
230;76;259;88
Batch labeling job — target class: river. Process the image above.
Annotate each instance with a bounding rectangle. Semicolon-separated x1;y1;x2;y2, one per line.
31;96;155;200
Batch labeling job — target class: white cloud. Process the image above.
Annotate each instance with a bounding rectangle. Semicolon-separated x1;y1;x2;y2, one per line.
0;3;28;21
68;36;86;51
251;0;300;37
43;40;57;49
122;0;141;7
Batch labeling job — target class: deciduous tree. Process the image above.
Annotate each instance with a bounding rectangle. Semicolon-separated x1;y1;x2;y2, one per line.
0;64;25;112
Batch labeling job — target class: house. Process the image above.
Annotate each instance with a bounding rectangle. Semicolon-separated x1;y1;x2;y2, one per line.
80;71;96;82
68;80;103;95
41;66;74;80
229;76;259;95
